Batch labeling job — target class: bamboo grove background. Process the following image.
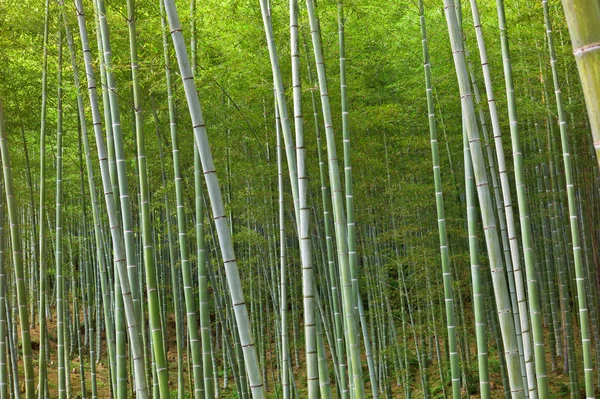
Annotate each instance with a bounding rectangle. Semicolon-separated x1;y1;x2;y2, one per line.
0;0;599;397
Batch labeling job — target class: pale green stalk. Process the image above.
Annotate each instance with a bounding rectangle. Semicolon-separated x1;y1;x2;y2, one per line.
56;27;66;399
419;1;461;397
560;0;600;166
305;0;364;396
73;1;149;395
289;0;317;394
38;0;50;395
0;101;34;399
162;0;265;396
158;1;185;395
125;0;170;395
276;100;290;399
61;2;117;392
496;2;547;395
441;1;524;396
543;1;594;396
195;145;214;398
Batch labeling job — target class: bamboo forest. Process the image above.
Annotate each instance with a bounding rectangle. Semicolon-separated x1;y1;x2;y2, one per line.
1;0;600;397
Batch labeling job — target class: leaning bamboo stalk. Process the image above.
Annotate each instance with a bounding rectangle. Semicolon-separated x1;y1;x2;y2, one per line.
303;30;349;399
94;0;143;333
258;0;300;226
542;1;594;396
0;102;35;399
441;1;524;397
55;27;66;399
162;0;265;396
304;0;364;396
73;1;149;396
289;0;318;393
466;0;528;388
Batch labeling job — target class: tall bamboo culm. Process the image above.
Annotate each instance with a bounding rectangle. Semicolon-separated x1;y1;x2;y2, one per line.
162;0;265;396
543;1;594;396
418;1;461;398
560;0;600;167
0;102;35;399
441;1;525;397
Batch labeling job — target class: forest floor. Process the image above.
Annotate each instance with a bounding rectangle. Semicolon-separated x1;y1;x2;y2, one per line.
12;312;581;398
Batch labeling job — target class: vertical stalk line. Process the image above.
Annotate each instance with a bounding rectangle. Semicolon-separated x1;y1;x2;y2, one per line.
73;1;149;396
289;0;318;394
560;0;600;166
276;102;290;399
61;2;117;393
258;0;300;227
467;0;528;388
441;1;525;397
304;0;364;396
418;2;461;398
162;0;265;397
0;126;5;399
0;102;35;399
303;30;349;399
56;27;66;399
125;0;170;395
196;144;215;398
157;2;185;396
463;123;490;398
542;1;594;396
37;0;50;396
466;0;513;296
160;1;204;394
94;0;143;333
337;6;378;396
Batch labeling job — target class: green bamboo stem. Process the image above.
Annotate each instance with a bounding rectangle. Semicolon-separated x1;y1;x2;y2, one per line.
463;123;490;398
160;4;204;394
258;0;300;227
276;98;291;399
157;2;185;395
465;2;529;389
55;27;66;399
441;1;525;397
162;0;265;396
542;1;594;396
289;0;318;393
418;2;461;397
94;0;143;333
304;1;364;396
0;101;34;399
37;0;50;395
560;0;600;166
125;0;170;395
61;2;117;392
73;1;149;395
303;30;349;399
0;133;6;399
496;2;548;395
195;145;215;398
